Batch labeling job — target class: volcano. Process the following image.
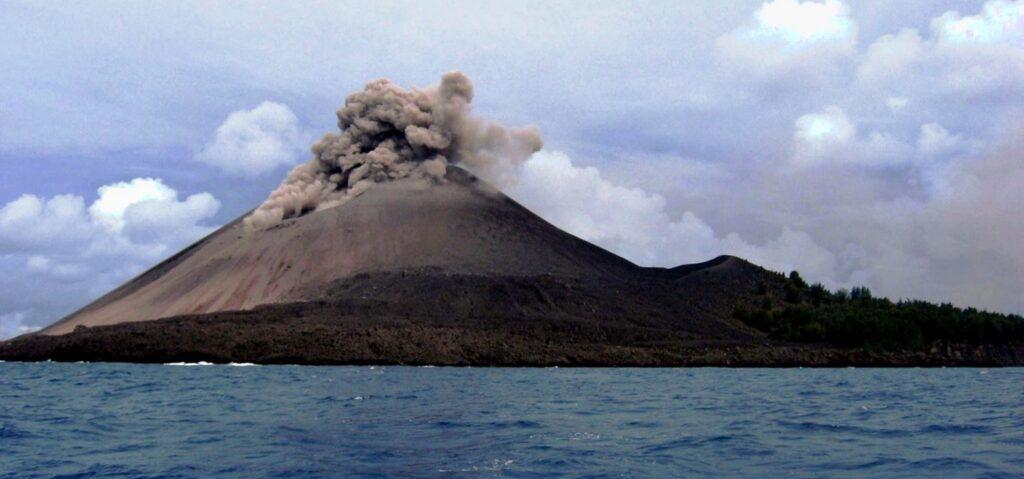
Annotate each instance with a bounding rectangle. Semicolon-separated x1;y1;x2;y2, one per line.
4;72;806;365
43;168;651;336
0;167;805;365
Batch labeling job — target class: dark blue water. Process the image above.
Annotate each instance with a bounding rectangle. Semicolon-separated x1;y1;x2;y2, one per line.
1;363;1022;478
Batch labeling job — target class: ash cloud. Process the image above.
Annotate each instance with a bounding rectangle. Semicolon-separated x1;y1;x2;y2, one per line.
244;72;542;230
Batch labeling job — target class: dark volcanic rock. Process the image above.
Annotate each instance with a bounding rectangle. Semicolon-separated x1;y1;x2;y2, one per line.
3;301;1021;366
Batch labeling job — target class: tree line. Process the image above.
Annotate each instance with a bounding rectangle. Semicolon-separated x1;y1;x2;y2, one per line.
734;271;1024;352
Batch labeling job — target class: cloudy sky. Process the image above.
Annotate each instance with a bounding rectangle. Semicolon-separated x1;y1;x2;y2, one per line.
1;0;1022;337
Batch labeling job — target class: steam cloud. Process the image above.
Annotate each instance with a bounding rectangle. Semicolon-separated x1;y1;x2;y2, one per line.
244;72;543;230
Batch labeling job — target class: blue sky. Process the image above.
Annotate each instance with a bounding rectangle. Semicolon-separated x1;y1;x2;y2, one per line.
2;0;1023;336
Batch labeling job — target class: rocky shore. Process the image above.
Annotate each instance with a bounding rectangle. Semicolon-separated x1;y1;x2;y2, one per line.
3;301;1020;367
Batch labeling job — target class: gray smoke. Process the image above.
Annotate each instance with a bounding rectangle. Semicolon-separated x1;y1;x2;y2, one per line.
245;72;543;230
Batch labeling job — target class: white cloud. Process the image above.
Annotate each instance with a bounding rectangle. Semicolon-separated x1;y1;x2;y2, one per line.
506;151;840;283
90;178;178;232
0;311;39;340
857;1;1024;99
917;123;965;159
1;178;219;258
755;125;1023;313
721;228;841;284
25;256;91;282
195;101;307;177
932;0;1024;44
26;255;50;271
0;194;93;252
0;179;221;331
505;145;1024;312
747;0;855;43
792;106;855;164
792;106;915;167
123;192;220;244
864;135;1024;311
886;96;909;111
717;0;856;78
796;107;855;143
506;151;720;266
857;29;925;85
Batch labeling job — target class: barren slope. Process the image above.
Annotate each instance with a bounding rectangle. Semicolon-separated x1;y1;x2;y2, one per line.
42;168;637;335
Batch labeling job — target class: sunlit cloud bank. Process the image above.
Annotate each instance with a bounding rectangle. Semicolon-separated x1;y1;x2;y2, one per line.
0;178;219;337
195;102;309;177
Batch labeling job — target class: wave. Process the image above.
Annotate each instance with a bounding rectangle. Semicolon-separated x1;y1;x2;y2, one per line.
162;361;258;367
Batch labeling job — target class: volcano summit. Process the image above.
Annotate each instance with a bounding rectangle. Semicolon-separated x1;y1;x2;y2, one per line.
3;74;1021;366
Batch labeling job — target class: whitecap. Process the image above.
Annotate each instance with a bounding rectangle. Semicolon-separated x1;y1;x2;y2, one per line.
438;459;514;473
164;361;214;366
228;362;258;367
569;432;601;441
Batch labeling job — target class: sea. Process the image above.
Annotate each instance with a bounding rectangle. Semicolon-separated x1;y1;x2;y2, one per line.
1;363;1021;478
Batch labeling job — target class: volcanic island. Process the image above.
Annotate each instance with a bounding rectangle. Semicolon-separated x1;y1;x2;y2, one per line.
2;73;1022;366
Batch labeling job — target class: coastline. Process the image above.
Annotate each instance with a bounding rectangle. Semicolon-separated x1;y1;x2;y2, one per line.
2;312;1020;367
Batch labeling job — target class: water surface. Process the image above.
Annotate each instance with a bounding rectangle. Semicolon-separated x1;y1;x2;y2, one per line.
1;363;1022;478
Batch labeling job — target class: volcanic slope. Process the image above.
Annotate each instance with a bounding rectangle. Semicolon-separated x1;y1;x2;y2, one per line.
43;167;642;334
7;167;794;364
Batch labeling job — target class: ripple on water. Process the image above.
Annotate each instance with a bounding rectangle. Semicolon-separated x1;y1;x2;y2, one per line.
0;423;33;440
0;364;1021;478
918;423;993;435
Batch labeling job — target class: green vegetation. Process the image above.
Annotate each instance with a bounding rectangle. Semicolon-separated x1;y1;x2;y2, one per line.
734;272;1024;352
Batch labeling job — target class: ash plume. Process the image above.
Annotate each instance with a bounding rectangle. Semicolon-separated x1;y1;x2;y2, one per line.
245;72;543;230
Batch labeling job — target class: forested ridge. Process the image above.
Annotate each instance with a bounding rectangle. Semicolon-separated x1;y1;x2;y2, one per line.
735;271;1024;352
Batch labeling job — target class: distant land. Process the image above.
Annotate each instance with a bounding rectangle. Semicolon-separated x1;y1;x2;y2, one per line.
1;167;1021;366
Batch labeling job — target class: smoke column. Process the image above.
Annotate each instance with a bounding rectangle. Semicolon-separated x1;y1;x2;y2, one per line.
245;72;543;230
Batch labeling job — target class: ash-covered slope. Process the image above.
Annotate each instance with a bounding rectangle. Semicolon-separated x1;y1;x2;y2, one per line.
42;168;637;336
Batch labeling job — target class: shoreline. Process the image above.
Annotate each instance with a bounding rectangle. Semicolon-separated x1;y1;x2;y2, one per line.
3;328;1020;368
5;294;1021;368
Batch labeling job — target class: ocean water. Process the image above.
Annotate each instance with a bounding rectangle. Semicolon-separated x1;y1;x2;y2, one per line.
1;363;1022;478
